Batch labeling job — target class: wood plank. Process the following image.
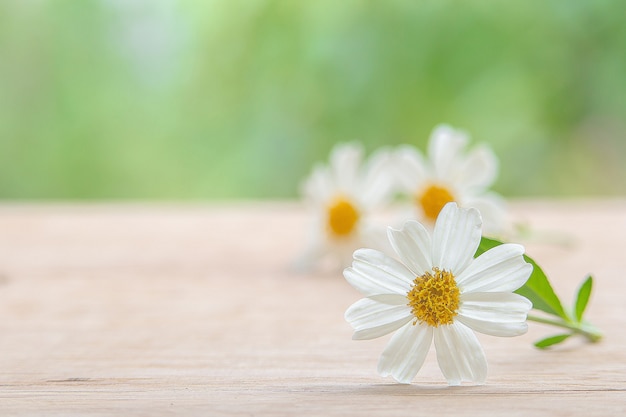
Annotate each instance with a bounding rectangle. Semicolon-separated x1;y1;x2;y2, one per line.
0;200;625;416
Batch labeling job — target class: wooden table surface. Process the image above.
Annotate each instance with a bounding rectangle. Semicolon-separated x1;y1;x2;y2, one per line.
0;200;625;416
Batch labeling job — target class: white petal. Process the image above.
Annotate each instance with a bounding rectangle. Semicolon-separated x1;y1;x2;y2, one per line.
378;322;433;384
431;203;482;274
387;221;432;276
453;145;499;190
359;148;397;207
393;145;429;191
343;249;414;296
463;193;507;235
457;292;532;337
330;142;363;192
345;297;413;340
300;164;333;204
428;125;469;179
368;294;410;305
456;243;532;293
434;322;487;386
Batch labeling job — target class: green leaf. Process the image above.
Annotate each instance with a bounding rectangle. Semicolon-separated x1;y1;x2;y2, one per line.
574;275;593;322
476;237;568;320
516;256;568;319
534;333;572;349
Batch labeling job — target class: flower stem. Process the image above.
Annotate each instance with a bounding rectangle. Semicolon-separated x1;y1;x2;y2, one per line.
527;314;602;343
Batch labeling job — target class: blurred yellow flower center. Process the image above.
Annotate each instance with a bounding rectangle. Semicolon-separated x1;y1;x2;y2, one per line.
418;184;455;221
407;268;460;327
327;198;359;237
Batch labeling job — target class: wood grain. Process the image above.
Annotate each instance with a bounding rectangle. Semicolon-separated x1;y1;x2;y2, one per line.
0;200;625;416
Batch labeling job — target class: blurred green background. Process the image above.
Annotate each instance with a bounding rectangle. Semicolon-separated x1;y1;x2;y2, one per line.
1;0;624;199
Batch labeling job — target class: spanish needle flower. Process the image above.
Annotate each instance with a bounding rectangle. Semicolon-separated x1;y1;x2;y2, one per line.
395;125;506;234
344;202;532;385
296;142;396;271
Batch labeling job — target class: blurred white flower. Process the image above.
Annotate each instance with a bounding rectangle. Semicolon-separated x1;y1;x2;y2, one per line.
296;142;395;272
344;202;532;385
395;125;506;234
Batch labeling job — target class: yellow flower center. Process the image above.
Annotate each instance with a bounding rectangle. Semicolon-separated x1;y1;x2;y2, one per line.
407;268;460;327
327;198;360;237
418;184;455;221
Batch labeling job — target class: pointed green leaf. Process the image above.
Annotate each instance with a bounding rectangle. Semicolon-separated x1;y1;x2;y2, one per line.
534;333;572;349
476;237;568;319
516;256;568;319
574;275;593;322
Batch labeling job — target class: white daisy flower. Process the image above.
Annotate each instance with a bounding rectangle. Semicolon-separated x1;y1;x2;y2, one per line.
296;142;395;272
344;202;532;385
395;124;506;234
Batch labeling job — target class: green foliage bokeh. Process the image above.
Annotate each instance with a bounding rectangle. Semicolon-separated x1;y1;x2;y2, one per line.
1;0;624;199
